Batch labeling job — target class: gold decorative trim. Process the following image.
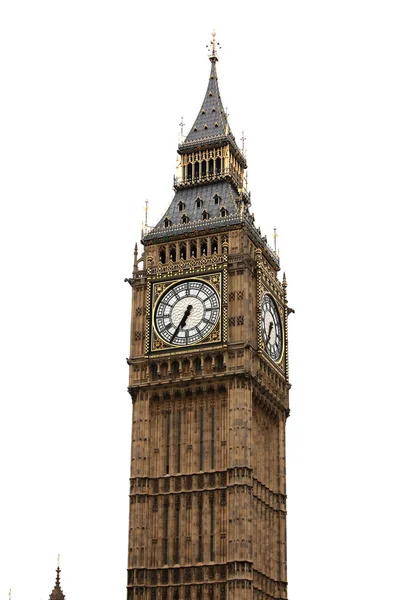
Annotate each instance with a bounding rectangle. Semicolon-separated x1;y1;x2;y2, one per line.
149;272;223;353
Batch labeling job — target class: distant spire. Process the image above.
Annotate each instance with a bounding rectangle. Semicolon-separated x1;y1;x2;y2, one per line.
49;556;65;600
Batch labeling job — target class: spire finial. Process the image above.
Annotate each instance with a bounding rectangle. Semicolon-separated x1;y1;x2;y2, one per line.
56;555;61;586
273;227;278;253
179;116;185;137
206;30;220;62
241;130;246;153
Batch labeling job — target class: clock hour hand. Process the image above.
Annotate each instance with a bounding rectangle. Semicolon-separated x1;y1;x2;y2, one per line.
170;304;193;342
265;321;273;346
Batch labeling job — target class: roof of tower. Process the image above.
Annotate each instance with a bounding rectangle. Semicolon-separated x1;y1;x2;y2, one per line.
178;42;246;166
140;36;280;269
49;562;65;600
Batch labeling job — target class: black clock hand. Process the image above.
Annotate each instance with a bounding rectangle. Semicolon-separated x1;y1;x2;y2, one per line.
170;305;193;342
265;321;273;346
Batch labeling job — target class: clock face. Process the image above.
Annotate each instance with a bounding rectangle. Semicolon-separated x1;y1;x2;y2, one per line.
154;279;220;346
261;293;283;361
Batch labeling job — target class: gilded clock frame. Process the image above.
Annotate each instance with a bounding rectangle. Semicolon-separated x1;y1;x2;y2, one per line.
148;271;224;353
258;285;285;369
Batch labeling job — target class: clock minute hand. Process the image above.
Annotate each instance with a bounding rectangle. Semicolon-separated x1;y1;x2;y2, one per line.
170;304;193;342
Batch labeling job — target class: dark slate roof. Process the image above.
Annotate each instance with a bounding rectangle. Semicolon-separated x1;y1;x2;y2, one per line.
178;58;246;166
144;181;241;241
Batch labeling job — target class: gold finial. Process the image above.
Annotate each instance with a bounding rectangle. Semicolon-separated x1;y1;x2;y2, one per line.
273;227;278;253
206;30;220;61
144;200;149;227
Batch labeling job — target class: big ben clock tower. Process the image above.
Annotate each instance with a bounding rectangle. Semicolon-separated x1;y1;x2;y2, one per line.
126;34;290;600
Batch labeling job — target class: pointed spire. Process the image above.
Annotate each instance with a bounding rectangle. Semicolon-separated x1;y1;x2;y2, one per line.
49;556;65;600
179;32;246;167
282;272;287;288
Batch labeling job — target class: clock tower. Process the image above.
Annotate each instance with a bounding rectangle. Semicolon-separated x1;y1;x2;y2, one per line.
126;35;290;600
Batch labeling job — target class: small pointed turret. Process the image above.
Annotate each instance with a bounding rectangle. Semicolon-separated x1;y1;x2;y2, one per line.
49;556;65;600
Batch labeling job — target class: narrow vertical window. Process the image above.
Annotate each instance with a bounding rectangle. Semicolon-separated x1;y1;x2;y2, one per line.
166;412;171;474
177;410;181;473
211;407;215;470
198;496;203;562
164;501;169;564
174;498;180;564
210;494;215;561
199;408;204;471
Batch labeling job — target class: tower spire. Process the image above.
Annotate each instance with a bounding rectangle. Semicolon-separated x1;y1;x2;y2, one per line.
49;556;65;600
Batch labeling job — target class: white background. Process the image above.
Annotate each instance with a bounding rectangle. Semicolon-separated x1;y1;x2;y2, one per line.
1;1;399;599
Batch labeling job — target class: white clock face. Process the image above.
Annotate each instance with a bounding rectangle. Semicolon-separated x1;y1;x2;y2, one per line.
154;280;220;346
261;293;283;361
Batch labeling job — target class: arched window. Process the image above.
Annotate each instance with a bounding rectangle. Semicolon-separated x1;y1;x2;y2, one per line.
204;356;212;372
178;201;185;212
194;162;200;179
216;354;224;371
216;157;221;174
196;197;203;208
182;359;190;375
172;360;179;375
214;194;220;205
159;247;166;264
194;357;201;374
200;239;207;255
187;164;193;180
220;207;228;217
160;362;168;377
170;246;176;262
190;241;197;258
202;211;209;220
211;237;218;253
208;159;214;176
179;243;187;260
150;363;158;380
201;161;207;177
164;218;172;228
181;214;189;224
